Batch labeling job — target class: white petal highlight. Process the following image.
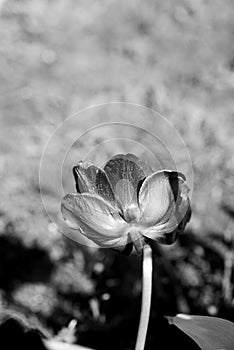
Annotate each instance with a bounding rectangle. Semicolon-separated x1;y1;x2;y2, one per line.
61;193;129;248
139;170;191;243
142;196;191;243
139;171;173;225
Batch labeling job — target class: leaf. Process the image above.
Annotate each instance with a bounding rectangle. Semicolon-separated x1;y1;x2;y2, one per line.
167;314;234;350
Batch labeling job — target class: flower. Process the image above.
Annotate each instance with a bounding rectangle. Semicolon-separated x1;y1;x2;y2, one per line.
61;153;191;254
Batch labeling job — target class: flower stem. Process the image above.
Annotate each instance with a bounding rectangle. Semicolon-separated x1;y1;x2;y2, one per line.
135;243;153;350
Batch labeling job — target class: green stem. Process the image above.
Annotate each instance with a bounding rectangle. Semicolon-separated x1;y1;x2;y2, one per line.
135;243;153;350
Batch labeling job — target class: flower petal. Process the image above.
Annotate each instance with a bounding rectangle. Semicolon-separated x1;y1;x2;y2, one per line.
61;193;129;248
103;154;147;212
139;170;174;225
120;153;153;177
139;170;189;225
73;161;116;204
142;198;191;244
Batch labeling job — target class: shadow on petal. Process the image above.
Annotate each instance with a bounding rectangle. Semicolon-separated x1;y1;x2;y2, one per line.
73;161;116;205
104;154;147;211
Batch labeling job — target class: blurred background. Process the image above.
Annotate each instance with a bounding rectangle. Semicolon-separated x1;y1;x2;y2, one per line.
0;0;234;349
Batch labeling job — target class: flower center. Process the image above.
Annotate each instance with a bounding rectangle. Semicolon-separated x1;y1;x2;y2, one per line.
124;205;140;223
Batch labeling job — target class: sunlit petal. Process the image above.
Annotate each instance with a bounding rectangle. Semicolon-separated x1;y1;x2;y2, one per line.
61;193;129;248
142;196;191;244
139;170;173;225
139;170;189;226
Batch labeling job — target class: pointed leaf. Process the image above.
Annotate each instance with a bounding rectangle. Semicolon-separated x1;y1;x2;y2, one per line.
167;314;234;350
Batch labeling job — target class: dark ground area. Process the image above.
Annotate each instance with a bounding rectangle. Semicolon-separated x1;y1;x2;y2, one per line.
0;0;234;349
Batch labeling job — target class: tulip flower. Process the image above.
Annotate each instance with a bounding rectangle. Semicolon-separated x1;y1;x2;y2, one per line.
61;153;191;350
61;153;191;253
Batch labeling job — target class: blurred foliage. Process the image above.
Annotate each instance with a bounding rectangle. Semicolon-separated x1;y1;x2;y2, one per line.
0;0;234;349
